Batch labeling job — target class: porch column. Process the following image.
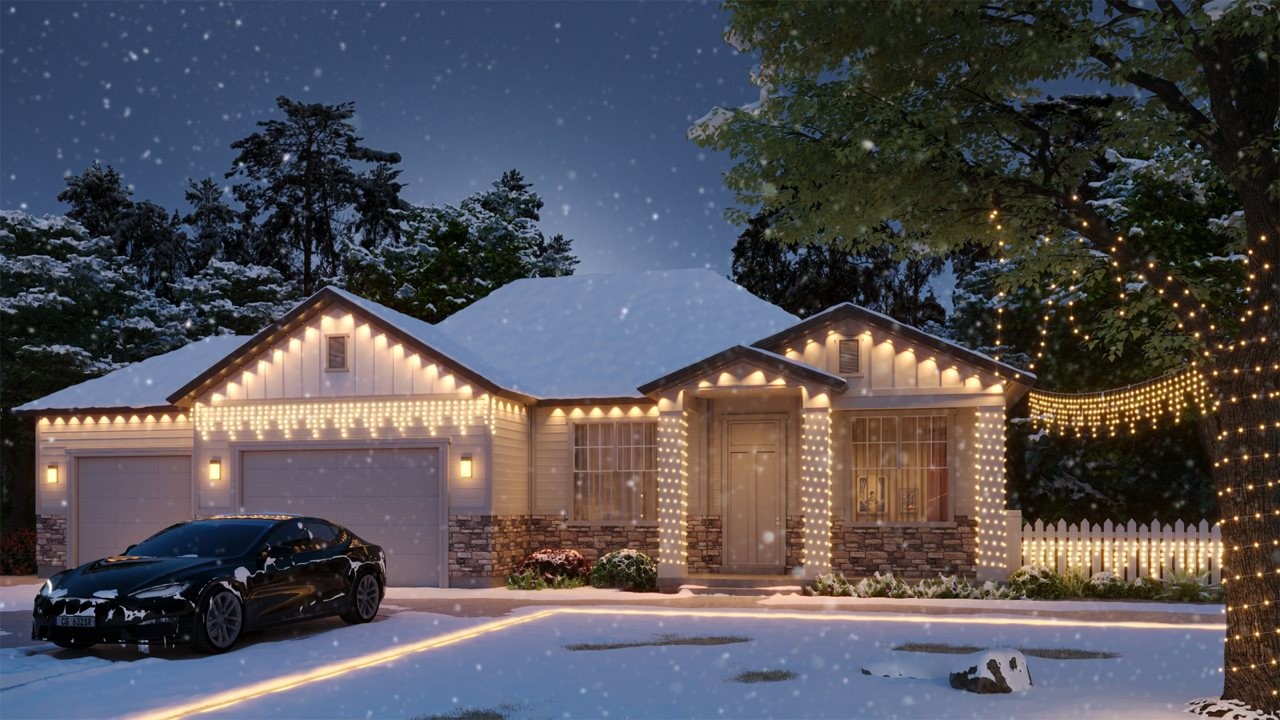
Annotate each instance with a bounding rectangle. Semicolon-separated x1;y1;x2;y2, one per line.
656;395;689;583
799;400;833;581
974;406;1008;581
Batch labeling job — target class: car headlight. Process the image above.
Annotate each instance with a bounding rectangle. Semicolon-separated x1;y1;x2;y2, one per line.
38;579;54;598
132;582;190;599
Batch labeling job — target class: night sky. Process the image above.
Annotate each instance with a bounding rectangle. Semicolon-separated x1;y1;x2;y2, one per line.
0;1;762;275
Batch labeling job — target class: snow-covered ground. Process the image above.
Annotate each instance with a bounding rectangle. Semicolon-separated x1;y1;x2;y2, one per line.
0;602;1225;720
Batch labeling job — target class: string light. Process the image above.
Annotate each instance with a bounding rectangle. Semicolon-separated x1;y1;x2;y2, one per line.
1027;368;1211;437
799;407;833;575
656;409;689;573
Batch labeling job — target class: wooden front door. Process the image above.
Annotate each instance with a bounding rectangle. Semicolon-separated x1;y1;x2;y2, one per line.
723;418;785;572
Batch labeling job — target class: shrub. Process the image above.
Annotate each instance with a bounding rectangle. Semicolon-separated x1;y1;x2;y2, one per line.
805;572;1019;600
589;548;657;592
1086;571;1131;599
807;572;853;596
1129;575;1165;600
1059;567;1091;598
1160;570;1222;602
0;528;37;575
513;548;591;586
1007;565;1069;599
505;569;585;590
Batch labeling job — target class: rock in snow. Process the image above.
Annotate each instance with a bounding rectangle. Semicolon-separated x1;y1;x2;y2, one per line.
948;649;1033;694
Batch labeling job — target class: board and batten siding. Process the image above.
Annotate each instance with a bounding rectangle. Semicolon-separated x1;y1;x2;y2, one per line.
779;318;1003;401
208;311;475;403
490;399;530;515
34;415;195;516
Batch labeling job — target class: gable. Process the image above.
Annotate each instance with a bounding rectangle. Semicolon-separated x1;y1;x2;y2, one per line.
770;318;1001;396
200;308;482;404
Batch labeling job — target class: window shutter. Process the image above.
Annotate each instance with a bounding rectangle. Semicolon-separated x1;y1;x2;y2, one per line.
838;339;861;375
327;335;348;370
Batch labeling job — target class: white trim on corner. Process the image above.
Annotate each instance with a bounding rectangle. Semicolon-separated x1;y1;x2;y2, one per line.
229;438;451;588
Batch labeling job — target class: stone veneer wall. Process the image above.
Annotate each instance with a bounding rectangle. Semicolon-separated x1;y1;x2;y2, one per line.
831;515;977;577
685;515;721;573
785;514;804;573
448;515;534;580
448;514;660;581
525;516;659;563
36;514;67;574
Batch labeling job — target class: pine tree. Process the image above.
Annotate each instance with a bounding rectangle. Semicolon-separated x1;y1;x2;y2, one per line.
183;178;243;269
346;170;578;322
227;96;403;293
56;162;134;240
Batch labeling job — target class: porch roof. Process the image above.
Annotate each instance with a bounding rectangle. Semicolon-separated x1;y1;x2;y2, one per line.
637;344;848;396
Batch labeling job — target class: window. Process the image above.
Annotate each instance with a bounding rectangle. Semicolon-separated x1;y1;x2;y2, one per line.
326;334;349;371
851;415;949;522
838;339;861;375
572;421;657;522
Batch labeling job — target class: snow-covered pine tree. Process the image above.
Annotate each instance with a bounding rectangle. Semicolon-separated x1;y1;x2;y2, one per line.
346;170;578;323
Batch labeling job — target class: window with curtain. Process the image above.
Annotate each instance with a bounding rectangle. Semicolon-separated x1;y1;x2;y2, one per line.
572;421;658;522
851;415;949;522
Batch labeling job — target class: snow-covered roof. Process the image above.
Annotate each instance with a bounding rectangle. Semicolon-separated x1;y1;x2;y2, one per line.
438;269;800;398
638;344;848;395
15;335;249;413
325;286;519;389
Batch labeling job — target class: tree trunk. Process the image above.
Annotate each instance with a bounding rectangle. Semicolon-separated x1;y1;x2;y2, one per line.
1212;229;1279;712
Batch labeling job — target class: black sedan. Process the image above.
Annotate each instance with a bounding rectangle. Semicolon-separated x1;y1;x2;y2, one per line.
32;514;386;653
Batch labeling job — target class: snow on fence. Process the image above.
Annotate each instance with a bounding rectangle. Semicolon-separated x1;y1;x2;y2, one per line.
1020;519;1223;584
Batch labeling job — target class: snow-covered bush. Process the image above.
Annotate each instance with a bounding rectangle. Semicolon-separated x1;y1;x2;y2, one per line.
589;548;657;592
1086;571;1131;599
806;573;854;597
1007;565;1069;599
806;572;1019;600
512;548;591;588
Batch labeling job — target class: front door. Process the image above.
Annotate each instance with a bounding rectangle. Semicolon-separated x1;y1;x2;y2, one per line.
723;418;785;572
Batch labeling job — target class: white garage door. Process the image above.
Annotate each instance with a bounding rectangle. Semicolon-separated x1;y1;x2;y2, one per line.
76;455;193;564
241;447;443;586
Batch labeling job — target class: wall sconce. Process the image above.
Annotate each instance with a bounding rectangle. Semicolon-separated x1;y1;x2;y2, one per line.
45;464;59;485
459;455;473;479
208;458;222;483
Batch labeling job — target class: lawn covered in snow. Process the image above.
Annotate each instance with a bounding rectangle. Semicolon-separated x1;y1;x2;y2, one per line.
0;604;1224;719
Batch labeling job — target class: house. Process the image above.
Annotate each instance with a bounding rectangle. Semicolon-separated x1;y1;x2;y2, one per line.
18;269;1033;587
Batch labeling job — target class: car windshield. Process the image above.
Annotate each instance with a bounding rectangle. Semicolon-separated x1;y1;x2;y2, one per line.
128;521;272;559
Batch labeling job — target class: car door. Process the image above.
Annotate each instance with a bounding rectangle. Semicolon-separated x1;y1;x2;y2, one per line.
295;520;350;611
246;520;315;624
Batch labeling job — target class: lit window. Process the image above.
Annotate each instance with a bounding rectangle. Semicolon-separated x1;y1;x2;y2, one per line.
573;421;657;522
851;415;948;522
838;339;861;375
326;335;349;371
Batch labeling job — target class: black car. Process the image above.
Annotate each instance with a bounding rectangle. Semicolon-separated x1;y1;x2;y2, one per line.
32;514;386;653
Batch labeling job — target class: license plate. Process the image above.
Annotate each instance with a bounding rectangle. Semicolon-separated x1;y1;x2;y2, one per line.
55;615;95;628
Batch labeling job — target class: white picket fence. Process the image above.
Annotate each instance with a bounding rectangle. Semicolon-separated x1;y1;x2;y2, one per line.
1020;519;1223;584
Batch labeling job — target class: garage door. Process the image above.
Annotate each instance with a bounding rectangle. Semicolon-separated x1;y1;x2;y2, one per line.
241;447;443;586
76;455;193;564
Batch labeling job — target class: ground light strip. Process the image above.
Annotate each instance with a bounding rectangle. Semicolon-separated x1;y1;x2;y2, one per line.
130;606;1227;720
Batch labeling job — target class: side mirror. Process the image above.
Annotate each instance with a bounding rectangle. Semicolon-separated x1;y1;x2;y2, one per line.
124;544;137;554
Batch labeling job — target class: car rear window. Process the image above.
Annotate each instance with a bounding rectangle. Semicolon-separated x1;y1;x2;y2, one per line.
129;521;271;558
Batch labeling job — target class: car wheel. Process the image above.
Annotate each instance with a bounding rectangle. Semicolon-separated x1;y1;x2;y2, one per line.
192;587;244;653
340;572;381;624
52;639;95;650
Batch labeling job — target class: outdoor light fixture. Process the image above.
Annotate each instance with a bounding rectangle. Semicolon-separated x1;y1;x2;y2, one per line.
459;455;473;479
45;464;58;484
208;458;222;483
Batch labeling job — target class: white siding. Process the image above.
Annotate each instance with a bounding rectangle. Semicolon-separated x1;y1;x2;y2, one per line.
35;414;194;517
491;399;530;515
208;311;477;403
